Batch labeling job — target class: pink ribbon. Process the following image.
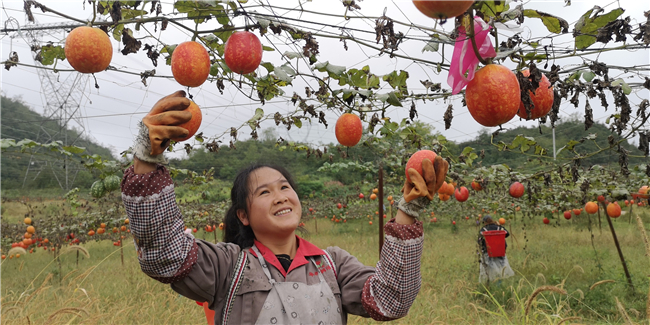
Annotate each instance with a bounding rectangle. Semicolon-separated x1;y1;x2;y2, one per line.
447;17;496;94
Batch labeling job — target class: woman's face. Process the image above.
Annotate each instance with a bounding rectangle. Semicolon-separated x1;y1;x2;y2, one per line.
237;167;302;240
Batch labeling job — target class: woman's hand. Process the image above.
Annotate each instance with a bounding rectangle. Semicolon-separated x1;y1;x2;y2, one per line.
132;91;192;164
402;156;448;202
396;156;449;219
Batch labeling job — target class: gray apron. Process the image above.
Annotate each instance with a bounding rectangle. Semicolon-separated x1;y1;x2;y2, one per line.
251;246;342;325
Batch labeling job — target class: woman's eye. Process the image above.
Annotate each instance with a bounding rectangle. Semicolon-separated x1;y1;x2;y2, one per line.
281;185;289;189
260;190;269;195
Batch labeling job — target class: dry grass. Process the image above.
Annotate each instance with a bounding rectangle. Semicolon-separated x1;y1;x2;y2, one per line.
524;285;568;316
2;208;650;324
7;247;27;256
558;316;582;325
589;279;616;290
615;297;634;325
61;245;90;259
636;212;650;322
47;307;89;323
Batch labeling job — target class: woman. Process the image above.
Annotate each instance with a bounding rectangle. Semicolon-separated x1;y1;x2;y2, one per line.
122;91;449;324
477;215;515;284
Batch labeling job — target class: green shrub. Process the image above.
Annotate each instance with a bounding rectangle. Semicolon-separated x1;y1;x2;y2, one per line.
296;181;324;196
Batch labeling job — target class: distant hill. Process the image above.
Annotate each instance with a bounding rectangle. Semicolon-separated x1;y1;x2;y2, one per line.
3;93;643;192
456;118;646;171
1;96;115;190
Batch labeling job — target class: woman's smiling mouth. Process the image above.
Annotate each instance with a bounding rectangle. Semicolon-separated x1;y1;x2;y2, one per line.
274;208;292;216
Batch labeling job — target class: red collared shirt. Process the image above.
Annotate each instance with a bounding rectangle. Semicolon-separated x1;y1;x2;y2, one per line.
250;236;324;277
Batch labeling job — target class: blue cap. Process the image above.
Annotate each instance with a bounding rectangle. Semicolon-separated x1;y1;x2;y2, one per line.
482;215;493;223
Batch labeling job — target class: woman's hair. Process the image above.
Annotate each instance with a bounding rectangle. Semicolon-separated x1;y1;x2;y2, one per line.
223;163;299;248
482;215;496;225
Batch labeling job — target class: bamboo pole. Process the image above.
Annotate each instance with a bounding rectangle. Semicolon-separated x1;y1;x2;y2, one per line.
378;166;384;256
120;238;124;267
57;248;62;283
627;203;633;224
601;202;634;291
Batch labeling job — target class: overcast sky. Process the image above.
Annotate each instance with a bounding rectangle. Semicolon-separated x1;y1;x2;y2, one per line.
1;0;648;160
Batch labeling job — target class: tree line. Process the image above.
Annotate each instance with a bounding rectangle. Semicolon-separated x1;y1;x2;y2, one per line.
2;95;644;194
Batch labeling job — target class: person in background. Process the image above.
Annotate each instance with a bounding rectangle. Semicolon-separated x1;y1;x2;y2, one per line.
477;215;515;284
121;91;450;324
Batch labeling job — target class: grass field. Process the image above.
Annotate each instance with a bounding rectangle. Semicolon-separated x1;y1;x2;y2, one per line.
2;205;650;324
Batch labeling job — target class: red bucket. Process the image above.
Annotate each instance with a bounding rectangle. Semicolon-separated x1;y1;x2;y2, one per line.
482;230;507;257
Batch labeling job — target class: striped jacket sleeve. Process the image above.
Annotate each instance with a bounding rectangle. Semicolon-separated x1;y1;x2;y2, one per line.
121;165;199;283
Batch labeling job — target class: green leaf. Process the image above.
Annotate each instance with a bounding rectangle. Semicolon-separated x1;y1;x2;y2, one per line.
214;4;229;25
422;39;439;52
40;45;66;66
382;70;409;90
63;145;86;154
0;138;16;150
260;62;275;72
611;78;631;95
284;51;304;59
611;187;629;198
262;46;275;51
507;135;537;153
583;134;597;141
209;62;221;76
621;83;631;95
461;146;475;156
248;108;264;130
386;92;402;107
348;66;380;89
478;1;510;19
112;24;124;41
218;60;232;73
379;121;399;136
567;71;582;82
342;89;356;103
574;7;624;49
174;1;200;13
376;93;389;103
122;8;147;20
314;61;346;77
213;29;234;43
274;65;295;83
523;9;569;34
582;71;595;82
292;117;302;128
256;17;271;29
174;1;227;24
556;140;580;155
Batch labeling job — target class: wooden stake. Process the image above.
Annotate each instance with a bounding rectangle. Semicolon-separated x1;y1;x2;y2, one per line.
597;206;603;235
601;202;635;291
120;238;124;267
627;203;633;224
378;165;384;256
509;210;519;248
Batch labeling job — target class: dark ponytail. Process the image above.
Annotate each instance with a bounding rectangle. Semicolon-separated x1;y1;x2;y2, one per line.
223;163;299;249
